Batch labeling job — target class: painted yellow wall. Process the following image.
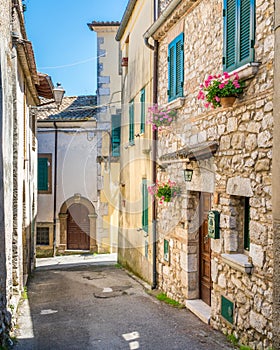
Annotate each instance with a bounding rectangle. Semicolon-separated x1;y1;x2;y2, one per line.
118;0;155;283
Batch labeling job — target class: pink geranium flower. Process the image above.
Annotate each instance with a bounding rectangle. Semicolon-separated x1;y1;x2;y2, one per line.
198;71;244;108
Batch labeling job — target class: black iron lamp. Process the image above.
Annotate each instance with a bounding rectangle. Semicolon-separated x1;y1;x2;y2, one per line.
184;168;193;182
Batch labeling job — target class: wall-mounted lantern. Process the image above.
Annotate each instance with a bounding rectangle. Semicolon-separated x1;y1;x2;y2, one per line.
184;168;193;182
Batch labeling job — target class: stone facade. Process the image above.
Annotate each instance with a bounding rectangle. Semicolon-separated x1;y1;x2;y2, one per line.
150;0;274;348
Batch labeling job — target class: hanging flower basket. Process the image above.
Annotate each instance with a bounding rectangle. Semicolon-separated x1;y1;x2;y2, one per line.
147;104;177;131
197;72;244;108
148;180;179;204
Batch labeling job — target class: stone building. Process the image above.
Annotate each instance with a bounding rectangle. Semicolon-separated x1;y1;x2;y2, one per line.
144;0;274;348
0;0;55;345
116;0;156;284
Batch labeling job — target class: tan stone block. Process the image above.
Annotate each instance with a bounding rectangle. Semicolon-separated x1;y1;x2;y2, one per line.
250;310;267;333
255;159;270;171
231;133;245;149
245;133;257;151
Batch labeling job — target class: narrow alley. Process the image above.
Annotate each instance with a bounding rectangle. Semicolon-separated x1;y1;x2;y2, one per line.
14;256;233;350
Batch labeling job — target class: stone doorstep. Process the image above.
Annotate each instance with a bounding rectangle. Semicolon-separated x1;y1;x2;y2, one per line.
185;299;211;325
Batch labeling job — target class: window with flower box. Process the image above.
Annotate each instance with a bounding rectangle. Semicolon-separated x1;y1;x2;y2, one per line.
223;0;255;72
168;33;184;102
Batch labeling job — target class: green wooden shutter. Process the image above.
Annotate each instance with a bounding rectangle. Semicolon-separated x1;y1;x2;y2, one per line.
140;89;145;134
224;0;237;70
38;157;49;191
244;197;250;251
111;114;121;156
176;39;184;96
223;0;255;71
129;100;135;145
168;33;184;101
239;0;254;64
168;45;175;100
142;179;148;233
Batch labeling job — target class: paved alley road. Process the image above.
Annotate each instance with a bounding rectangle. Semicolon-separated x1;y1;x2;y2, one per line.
15;258;234;350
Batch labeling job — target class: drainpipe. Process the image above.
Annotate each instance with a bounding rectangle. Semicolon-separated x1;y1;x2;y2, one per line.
144;0;159;290
273;3;280;348
53;121;58;256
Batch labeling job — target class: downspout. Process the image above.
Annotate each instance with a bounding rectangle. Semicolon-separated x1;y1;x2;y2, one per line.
144;0;159;290
272;3;280;348
53;122;58;256
151;40;159;290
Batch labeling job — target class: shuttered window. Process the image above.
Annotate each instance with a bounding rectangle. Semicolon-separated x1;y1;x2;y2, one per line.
223;0;255;71
244;197;250;251
142;179;148;233
140;89;145;134
129;100;135;145
111;114;121;156
168;33;184;102
38;154;52;193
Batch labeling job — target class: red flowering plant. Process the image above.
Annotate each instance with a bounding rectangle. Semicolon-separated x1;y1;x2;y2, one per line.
197;72;244;108
148;180;179;204
147;104;177;131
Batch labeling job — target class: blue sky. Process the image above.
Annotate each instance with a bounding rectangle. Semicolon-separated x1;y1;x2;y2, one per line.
24;0;128;97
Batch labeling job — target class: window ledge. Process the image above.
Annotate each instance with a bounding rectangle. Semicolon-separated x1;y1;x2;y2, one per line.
230;62;261;81
164;97;185;110
221;253;253;274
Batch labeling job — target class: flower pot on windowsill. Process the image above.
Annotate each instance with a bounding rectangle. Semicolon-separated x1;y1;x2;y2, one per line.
220;96;236;108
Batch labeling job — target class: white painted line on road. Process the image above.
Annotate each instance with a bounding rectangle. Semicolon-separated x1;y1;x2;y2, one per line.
129;341;140;349
122;331;140;341
40;309;58;315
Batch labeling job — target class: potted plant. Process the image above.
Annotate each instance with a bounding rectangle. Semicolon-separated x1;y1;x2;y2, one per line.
147;104;177;131
148;180;179;204
197;72;244;108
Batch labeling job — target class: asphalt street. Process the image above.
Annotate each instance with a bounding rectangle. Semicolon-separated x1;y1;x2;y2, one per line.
14;256;234;350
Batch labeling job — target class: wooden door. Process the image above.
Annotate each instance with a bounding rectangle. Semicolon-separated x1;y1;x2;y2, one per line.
199;192;212;306
67;204;90;250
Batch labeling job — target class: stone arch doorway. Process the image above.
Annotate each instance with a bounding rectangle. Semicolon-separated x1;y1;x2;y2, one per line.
58;194;97;254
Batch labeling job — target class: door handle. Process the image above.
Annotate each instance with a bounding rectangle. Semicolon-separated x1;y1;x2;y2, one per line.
204;234;209;244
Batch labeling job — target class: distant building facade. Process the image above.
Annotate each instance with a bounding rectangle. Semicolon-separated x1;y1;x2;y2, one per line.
88;21;122;253
36;96;101;256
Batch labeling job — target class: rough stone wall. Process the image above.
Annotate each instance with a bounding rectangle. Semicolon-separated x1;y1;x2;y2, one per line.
155;0;274;348
0;0;14;345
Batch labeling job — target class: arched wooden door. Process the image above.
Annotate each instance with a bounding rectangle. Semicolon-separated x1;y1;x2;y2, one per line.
67;204;90;250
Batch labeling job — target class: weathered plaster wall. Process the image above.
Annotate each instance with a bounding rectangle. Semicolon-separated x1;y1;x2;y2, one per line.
117;0;155;284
